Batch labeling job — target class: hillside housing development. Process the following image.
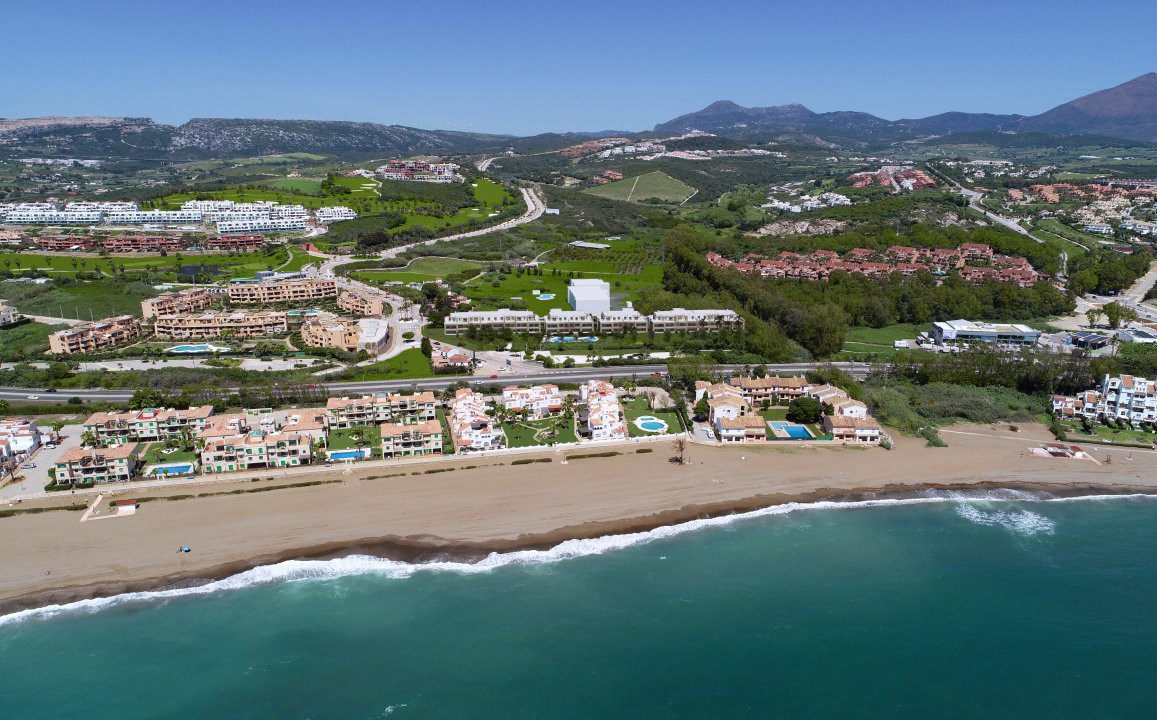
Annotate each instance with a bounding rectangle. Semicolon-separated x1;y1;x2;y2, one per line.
47;315;143;355
376;161;461;183
227;277;337;304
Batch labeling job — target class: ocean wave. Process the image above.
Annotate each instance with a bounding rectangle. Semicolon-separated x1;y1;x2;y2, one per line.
2;492;1152;626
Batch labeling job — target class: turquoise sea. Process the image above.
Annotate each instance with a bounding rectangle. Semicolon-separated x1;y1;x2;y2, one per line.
2;493;1156;719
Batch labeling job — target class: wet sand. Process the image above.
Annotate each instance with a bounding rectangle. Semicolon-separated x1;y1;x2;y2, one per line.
2;424;1155;614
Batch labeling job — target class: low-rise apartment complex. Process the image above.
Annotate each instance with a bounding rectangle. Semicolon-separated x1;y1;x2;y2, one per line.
141;288;213;319
200;431;313;473
380;421;444;458
54;444;141;484
301;313;389;354
153;310;288;339
338;289;387;317
227;278;337;304
443;307;743;336
325;392;438;428
447;388;506;451
578;380;627;441
48;315;142;355
83;406;214;445
502;384;563;419
1052;374;1157;424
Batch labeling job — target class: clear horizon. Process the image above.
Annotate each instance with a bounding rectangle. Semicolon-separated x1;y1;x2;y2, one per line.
2;0;1154;135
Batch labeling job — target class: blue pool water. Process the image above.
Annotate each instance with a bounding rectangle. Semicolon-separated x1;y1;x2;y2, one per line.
166;344;230;354
769;421;813;439
547;335;598;343
328;449;369;460
634;416;668;433
287;309;320;317
537;293;556;300
151;463;194;475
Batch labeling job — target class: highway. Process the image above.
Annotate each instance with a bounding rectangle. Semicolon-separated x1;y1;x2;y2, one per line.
0;362;872;404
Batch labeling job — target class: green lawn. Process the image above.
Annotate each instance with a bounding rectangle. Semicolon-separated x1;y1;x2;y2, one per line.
270;178;324;194
342;349;440;380
0;321;61;361
501;415;577;447
141;442;197;465
757;408;789;421
622;396;684;437
466;264;663;315
1059;419;1156;447
352;257;483;285
0;247;299;281
328;425;382;451
838;323;922;360
586;171;696;203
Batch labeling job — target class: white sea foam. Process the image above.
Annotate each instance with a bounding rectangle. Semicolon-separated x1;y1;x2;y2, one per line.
1;492;1149;626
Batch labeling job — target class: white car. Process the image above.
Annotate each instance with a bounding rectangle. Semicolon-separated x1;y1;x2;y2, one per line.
26;395;40;400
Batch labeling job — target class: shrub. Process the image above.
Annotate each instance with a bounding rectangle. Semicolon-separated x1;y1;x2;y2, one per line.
511;457;552;465
920;426;947;447
635;448;654;454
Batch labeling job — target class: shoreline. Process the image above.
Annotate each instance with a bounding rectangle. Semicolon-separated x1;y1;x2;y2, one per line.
3;422;1157;617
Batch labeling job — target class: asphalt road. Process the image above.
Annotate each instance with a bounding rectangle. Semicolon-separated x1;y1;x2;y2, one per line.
0;362;872;404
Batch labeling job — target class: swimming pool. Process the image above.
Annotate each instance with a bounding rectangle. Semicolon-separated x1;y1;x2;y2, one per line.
150;463;194;475
634;415;669;433
769;421;813;439
328;449;370;460
287;309;320;317
547;336;599;343
166;344;231;354
537;293;556;300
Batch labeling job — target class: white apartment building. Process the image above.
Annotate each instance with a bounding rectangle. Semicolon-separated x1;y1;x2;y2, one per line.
596;308;650;334
544;309;597;336
502;384;563;419
0;418;45;460
325;392;438;429
0;301;20;327
579;380;627;442
1099;374;1157;423
448;388;505;451
104;210;204;225
216;218;307;234
443;308;543;336
314;206;358;223
4;210;102;224
377;161;461;183
270;204;309;219
380;421;443;459
648;308;744;333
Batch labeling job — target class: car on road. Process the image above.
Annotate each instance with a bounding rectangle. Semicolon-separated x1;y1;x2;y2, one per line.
489;374;498;379
46;388;57;393
26;395;39;400
23;463;36;469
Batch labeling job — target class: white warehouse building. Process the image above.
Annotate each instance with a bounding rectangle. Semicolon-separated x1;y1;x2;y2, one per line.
567;278;612;314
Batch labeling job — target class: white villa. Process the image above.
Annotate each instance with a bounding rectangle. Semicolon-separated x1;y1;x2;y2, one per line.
502;384;563;420
579;380;627;441
448;388;505;451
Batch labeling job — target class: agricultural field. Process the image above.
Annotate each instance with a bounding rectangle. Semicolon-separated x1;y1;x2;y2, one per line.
351;257;483;285
585;171;696;203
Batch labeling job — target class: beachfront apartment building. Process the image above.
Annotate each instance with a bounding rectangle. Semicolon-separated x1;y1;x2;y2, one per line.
48;315;143;355
325;392;438;429
649;308;745;334
717;415;768;443
0;301;20;327
83;406;214;446
338;288;387;317
728;376;811;404
204;234;266;252
447;388;506;451
579;380;627;442
0;418;45;460
377;161;461;183
54;444;141;484
822;415;882;444
227;278;337;304
141;288;214;319
502;384;563;419
200;431;313;473
153;310;288;339
380;420;443;459
1053;375;1157;424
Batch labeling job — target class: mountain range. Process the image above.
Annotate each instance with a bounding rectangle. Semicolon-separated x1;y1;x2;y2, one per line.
653;73;1157;144
1;74;1154;160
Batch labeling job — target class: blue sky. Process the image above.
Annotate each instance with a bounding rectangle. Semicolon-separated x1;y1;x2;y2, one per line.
3;0;1154;135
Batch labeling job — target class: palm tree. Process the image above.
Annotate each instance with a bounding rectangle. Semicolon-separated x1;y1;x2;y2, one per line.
671;437;687;465
80;430;99;448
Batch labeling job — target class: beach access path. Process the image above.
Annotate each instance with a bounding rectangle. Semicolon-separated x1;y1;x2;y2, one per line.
2;422;1155;613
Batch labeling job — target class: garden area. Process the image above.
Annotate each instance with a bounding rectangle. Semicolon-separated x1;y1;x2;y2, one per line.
1056;418;1157;448
141;442;197;466
622;395;683;438
501;415;577;448
327;425;382;451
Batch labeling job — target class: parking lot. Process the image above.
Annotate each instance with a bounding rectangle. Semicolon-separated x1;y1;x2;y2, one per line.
1;424;83;501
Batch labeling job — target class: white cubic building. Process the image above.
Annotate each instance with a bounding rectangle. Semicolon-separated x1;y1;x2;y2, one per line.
567;278;612;314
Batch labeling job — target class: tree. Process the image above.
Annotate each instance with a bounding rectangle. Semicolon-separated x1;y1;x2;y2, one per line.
671;437;687;465
80;430;99;448
1103;301;1138;329
420;336;433;358
1085;308;1104;327
786;396;823;424
692;397;710;420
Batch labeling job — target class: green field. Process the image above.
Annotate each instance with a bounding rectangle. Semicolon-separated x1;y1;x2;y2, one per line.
1057;419;1156;447
352;257;483;285
270;178;324;194
0;246;307;281
0;280;158;318
0;321;60;361
339;349;440;381
501;416;577;447
586;171;696;203
838;323;922;360
328;425;382;451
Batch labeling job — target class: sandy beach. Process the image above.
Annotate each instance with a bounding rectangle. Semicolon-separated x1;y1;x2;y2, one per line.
2;423;1155;614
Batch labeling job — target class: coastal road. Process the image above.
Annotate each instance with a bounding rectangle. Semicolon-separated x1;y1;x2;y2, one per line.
0;362;873;404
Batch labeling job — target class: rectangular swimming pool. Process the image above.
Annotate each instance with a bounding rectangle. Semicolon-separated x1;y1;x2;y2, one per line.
151;463;194;475
769;421;814;439
328;449;370;460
